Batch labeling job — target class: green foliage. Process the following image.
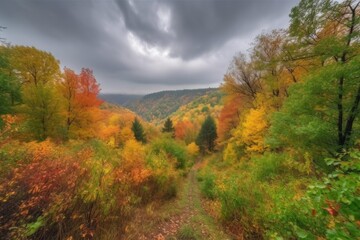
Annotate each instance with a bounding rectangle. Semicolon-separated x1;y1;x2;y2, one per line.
268;57;360;156
131;117;146;143
162;117;175;136
170;89;223;125
0;47;21;128
10;46;62;140
289;0;335;43
299;150;360;239
176;224;202;240
196;115;217;153
126;88;220;122
146;149;178;200
199;170;216;199
150;137;188;169
253;153;286;182
25;217;44;237
21;85;63;140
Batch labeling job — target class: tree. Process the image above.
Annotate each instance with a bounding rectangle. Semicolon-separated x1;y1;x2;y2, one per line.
221;53;262;104
10;46;62;140
217;94;242;142
286;0;360;150
60;67;103;139
174;120;196;144
238;106;269;153
0;46;21;129
131;117;146;143
60;68;78;135
196;115;217;153
162;117;175;137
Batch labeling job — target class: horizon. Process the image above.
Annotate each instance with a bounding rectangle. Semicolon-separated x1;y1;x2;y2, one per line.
100;86;220;96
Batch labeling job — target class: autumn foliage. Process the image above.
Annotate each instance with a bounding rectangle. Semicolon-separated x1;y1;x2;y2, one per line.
1;0;359;239
0;45;184;239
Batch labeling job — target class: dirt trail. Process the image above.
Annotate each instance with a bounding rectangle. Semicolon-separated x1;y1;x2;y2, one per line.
123;168;231;240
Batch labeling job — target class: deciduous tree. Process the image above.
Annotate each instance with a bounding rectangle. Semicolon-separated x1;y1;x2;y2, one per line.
60;67;103;139
10;46;61;140
0;47;20;129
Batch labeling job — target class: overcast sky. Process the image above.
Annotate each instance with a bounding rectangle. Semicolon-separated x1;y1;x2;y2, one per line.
0;0;299;94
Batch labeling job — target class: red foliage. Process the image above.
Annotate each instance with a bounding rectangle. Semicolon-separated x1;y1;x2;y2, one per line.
174;120;194;141
324;199;340;217
217;95;243;142
76;68;103;108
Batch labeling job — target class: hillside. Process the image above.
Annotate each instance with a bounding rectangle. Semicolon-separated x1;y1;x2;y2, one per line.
169;90;223;126
100;101;137;115
124;88;219;122
100;93;143;105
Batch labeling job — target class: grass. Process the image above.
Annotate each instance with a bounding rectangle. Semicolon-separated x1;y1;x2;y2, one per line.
175;225;201;240
122;168;231;240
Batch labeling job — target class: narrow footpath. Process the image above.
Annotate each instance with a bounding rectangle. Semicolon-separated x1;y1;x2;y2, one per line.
123;168;231;240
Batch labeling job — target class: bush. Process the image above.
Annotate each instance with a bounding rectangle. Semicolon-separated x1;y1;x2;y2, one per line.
293;150;360;239
0;139;162;239
187;142;199;158
146;149;178;200
216;174;264;238
199;170;216;199
150;137;188;169
253;153;286;181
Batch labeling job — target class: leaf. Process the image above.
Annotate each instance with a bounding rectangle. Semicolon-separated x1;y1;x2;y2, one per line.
26;217;44;236
294;226;309;239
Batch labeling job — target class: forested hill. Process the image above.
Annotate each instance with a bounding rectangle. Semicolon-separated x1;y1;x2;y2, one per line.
124;88;219;122
169;90;223;125
99;93;143;105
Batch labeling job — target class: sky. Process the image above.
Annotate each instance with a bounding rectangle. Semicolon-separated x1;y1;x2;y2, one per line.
0;0;299;94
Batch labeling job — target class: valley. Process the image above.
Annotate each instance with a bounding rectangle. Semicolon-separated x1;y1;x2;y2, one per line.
0;0;359;239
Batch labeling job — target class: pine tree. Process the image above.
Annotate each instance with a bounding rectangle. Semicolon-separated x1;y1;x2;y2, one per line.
131;117;146;143
162;117;175;137
196;115;217;153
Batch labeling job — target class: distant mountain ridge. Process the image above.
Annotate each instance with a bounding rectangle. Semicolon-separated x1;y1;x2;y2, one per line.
100;94;143;106
109;88;220;122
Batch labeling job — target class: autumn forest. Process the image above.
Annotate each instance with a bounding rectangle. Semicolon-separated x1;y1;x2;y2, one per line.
0;0;359;239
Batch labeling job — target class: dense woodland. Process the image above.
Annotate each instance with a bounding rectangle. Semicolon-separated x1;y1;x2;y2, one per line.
123;88;220;123
0;0;359;239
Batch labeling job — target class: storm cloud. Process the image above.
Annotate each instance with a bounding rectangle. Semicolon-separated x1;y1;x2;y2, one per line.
0;0;298;94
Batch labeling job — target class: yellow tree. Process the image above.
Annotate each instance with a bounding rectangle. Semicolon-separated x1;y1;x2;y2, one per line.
235;106;269;154
10;46;61;140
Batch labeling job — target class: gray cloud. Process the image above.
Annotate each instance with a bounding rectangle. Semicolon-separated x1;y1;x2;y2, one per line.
0;0;298;94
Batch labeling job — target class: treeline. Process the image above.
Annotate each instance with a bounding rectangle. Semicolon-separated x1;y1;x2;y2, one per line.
199;0;360;239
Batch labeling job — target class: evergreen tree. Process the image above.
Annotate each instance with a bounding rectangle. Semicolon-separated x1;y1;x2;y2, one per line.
162;117;175;137
196;115;217;152
131;117;146;143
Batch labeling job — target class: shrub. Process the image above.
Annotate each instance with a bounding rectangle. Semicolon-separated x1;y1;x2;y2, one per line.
146;149;178;200
199;170;216;199
253;153;286;181
150;137;188;169
187;142;199;158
